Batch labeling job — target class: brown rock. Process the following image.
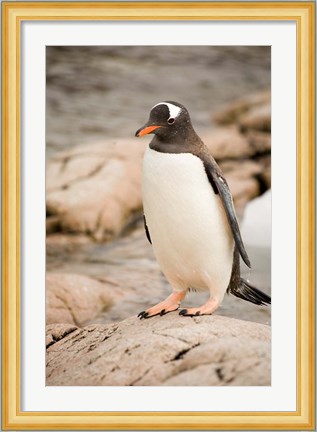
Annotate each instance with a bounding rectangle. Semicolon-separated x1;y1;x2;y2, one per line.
202;127;251;160
220;159;262;176
246;130;271;154
46;233;92;250
46;216;61;234
46;314;271;386
256;154;271;189
212;90;270;125
46;323;78;348
229;179;259;217
46;139;147;241
239;104;271;132
46;152;107;194
202;127;271;161
46;273;113;326
218;160;261;216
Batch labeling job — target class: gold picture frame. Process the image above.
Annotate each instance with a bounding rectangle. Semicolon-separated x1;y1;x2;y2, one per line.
2;1;315;430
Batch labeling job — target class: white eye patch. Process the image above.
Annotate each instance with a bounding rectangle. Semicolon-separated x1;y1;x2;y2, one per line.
151;102;182;121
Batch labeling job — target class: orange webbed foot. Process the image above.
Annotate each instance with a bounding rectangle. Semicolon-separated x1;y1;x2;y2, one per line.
138;291;186;319
179;298;219;317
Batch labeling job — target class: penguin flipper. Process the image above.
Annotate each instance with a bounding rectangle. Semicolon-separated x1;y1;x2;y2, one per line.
203;158;251;268
143;215;152;244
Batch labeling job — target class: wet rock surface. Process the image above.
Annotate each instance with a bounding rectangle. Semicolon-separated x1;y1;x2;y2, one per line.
46;314;271;386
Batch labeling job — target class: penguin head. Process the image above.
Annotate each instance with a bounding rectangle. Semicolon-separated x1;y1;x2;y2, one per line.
135;101;193;140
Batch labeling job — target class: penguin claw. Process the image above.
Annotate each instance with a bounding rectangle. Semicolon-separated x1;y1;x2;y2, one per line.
179;309;201;317
139;308;176;319
138;292;186;319
179;299;219;316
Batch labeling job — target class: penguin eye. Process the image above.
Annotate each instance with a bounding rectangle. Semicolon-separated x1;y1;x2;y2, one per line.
167;118;175;124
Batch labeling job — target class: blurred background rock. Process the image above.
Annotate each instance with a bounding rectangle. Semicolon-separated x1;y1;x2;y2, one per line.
46;46;271;385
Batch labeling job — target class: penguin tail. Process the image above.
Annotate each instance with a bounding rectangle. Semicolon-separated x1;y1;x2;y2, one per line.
230;278;271;306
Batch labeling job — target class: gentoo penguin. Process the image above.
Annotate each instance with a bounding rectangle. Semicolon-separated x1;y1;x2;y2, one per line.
135;101;271;318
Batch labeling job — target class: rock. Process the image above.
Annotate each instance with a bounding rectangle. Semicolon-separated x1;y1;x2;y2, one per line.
239;104;271;133
46;139;147;241
46;216;61;234
245;130;271;154
46;273;113;326
46;314;271;386
202;127;251;160
254;154;271;191
212;90;270;125
202;127;271;160
46;233;92;251
218;160;265;216
201;126;271;216
226;179;259;217
46;323;78;348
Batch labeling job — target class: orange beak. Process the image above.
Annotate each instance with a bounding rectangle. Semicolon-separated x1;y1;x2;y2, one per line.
135;125;161;137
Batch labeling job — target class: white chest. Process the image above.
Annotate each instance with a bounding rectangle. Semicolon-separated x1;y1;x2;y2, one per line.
142;147;234;294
